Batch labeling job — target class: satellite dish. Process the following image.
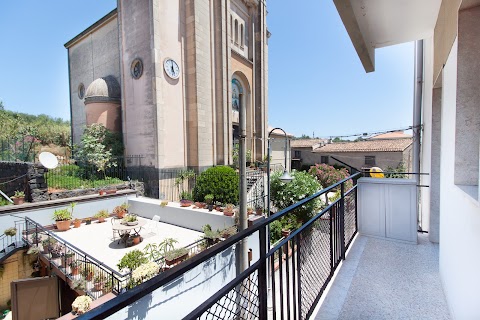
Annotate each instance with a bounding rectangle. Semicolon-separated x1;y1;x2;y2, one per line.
39;152;59;169
369;167;384;178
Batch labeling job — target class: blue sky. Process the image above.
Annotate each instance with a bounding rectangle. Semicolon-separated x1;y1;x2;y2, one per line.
0;1;413;138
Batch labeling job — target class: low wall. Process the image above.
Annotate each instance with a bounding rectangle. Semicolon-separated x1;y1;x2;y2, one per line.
0;161;48;202
128;198;235;232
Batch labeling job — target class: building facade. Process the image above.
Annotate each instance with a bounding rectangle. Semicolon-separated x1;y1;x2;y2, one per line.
65;0;269;196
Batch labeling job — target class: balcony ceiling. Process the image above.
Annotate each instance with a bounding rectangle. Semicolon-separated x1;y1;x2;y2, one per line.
334;0;442;72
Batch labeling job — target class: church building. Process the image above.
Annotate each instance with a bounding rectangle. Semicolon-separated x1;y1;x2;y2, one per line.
65;0;269;196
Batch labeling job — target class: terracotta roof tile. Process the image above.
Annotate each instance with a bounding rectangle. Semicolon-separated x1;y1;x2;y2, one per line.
313;138;412;153
291;139;327;148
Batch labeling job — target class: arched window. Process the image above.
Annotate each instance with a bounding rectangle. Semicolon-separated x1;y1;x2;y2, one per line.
234;19;239;44
240;24;244;47
232;79;242;112
230;15;233;42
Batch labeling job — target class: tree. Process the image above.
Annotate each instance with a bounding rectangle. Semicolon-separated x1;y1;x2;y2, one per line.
308;163;353;204
76;124;123;176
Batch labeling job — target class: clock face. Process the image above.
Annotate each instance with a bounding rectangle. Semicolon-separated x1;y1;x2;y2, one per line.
164;59;180;79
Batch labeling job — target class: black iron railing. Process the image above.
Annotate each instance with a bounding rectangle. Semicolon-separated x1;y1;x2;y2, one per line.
79;172;361;319
0;220;27;260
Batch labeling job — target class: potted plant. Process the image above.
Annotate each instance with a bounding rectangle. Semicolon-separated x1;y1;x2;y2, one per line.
41;238;56;253
93;273;106;291
160;200;169;207
247;207;254;215
12;190;25;205
73;218;82;228
165;248;189;266
131;234;141;245
204;194;214;211
94;209;109;223
223;204;234;217
202;224;221;247
52;202;75;231
98;189;106;196
4;227;16;237
117;249;148;273
102;280;113;295
123;214;138;226
71;295;92;315
63;252;75;266
84;217;92;225
255;206;263;216
113;202;129;218
69;260;80;276
221;226;237;239
179;198;193;207
80;264;95;281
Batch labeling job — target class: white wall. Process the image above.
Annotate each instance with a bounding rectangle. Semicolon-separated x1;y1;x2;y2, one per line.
439;38;480;319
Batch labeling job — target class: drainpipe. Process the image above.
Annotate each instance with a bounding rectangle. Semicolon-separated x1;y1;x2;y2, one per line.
413;40;423;227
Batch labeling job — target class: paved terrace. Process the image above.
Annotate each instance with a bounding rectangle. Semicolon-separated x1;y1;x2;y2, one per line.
52;217;203;273
315;234;451;320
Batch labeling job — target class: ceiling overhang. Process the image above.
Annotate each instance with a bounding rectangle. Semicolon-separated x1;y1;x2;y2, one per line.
333;0;442;72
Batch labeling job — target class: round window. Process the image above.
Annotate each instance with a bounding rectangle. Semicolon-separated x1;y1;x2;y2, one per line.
78;83;85;99
131;58;143;79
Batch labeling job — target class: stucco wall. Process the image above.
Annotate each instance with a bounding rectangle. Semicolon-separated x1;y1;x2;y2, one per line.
319;151;408;172
0;250;35;307
68;16;120;144
439;35;480;319
270;135;291;171
292;147;323;168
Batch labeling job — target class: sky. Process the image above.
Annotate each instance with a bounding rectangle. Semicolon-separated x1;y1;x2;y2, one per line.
0;1;414;138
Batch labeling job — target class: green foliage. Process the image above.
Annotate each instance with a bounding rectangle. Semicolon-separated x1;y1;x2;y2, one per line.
308;163;352;190
270;170;322;223
385;162;408;179
193;166;239;204
204;194;214;204
144;238;178;261
165;248;188;261
13;190;25;198
175;170;196;198
4;227;16;237
52;208;73;221
117;250;148;272
0;107;71;161
76;124;123;175
0;198;11;206
232;143;252;168
94;210;109;218
45;164;123;190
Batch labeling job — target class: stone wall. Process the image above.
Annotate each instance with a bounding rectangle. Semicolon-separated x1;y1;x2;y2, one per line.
0;162;48;202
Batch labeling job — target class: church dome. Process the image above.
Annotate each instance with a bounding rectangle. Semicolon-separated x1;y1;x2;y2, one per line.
84;76;121;104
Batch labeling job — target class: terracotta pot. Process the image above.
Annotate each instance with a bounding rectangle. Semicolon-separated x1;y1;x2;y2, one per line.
223;210;234;217
180;200;193;207
99;190;106;196
98;217;106;223
13;197;25;205
56;220;71;231
247;209;253;215
94;282;104;291
71;267;79;276
73;220;82;228
281;229;291;238
105;189;116;194
116;211;126;219
255;208;263;216
165;253;188;266
85;272;94;281
132;235;141;245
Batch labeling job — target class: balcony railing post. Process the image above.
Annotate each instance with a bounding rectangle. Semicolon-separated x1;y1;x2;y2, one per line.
340;182;346;260
258;225;268;319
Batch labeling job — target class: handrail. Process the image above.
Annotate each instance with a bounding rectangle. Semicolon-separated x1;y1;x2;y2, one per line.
80;172;361;319
25;217;126;277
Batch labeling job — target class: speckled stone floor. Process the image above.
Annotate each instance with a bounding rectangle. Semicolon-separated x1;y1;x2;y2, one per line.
315;234;451;320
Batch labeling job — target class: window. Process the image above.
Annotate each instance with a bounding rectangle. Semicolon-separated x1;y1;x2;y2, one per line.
232;80;241;112
294;150;301;158
365;156;376;166
321;156;329;164
234;19;239;44
240;24;244;48
230;15;233;43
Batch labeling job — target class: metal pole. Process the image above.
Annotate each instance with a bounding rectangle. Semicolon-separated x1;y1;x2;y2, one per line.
413;40;424;231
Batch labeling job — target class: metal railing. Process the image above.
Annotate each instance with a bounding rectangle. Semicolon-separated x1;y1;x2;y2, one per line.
0;220;27;260
80;172;361;319
25;217;129;299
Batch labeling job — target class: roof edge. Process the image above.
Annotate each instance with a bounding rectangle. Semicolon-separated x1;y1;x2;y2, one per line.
333;0;375;73
64;8;118;49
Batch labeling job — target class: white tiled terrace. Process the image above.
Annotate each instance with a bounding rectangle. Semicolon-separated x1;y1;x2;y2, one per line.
314;234;451;320
52;216;203;273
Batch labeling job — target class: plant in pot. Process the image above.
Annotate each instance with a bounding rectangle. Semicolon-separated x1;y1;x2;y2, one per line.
117;249;148;273
204;194;214;211
160;200;169;207
30;231;41;243
41;237;56;254
179;191;193;207
69;260;80;275
255;206;264;216
165;247;189;266
247;207;254;215
123;214;138;226
80;264;95;281
52;202;75;231
94;209;109;223
131;234;141;245
223;204;235;217
62;251;75;266
84;217;92;225
202;224;221;247
102;279;113;295
93;273;106;291
113;202;129;218
221;226;237;239
132;261;160;284
12;190;25;205
73;218;82;228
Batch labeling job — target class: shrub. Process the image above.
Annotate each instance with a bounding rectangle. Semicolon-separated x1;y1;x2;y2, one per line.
308;163;351;189
117;250;148;272
270;170;322;223
94;210;109;219
193;166;239;205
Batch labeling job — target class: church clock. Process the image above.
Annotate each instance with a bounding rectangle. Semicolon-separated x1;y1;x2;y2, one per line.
164;58;180;79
